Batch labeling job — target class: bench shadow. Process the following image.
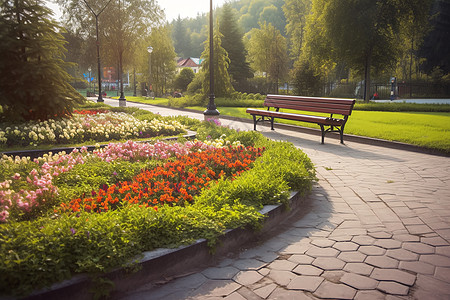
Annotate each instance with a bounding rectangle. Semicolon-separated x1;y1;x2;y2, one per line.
261;129;406;162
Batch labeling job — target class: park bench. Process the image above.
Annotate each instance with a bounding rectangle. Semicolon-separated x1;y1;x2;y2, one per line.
246;94;356;144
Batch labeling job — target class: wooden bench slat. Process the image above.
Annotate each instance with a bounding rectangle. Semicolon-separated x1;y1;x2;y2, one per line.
263;103;353;115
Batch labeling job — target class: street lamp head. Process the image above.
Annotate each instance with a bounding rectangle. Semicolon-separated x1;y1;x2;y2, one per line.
147;46;153;53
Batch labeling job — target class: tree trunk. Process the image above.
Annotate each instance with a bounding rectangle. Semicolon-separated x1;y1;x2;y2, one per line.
363;54;371;102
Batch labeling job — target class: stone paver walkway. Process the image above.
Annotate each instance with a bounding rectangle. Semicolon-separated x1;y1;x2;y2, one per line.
101;99;450;300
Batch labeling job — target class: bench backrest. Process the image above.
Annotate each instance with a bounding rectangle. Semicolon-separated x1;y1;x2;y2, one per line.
264;94;356;116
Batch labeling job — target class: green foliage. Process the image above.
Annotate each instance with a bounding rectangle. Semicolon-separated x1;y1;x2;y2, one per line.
219;3;253;90
0;0;85;122
172;16;193;58
187;72;205;95
201;21;235;97
174;68;195;92
247;21;289;93
148;25;178;97
168;94;207;108
292;59;324;96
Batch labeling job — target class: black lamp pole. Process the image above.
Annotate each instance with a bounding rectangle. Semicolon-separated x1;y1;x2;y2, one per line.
204;0;219;117
83;0;113;103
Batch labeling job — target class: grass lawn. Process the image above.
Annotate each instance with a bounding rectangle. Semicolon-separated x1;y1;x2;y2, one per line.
186;106;450;152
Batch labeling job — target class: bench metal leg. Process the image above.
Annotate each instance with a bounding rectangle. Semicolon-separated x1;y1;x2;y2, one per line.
252;115;257;131
270;117;275;130
319;124;325;144
340;125;345;144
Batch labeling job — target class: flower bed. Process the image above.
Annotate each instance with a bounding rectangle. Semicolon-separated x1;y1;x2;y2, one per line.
0;119;316;297
0;110;186;147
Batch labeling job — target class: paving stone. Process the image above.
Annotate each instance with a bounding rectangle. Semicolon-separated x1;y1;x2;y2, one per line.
321;270;346;283
258;268;270;276
256;251;279;263
287;275;324;292
233;270;263;286
292;264;323;276
420;254;450;267
402;242;435;254
370;268;416;286
399;260;435;275
333;241;359;252
365;255;399;268
253;283;277;299
406;224;433;235
280;243;310;255
202;266;240;280
377;281;409;296
232;259;267;271
311;238;335;248
421;236;450;246
414;273;450;297
268;287;313;300
386;248;419;261
352;235;376;246
191;279;241;297
358;245;386;256
224;291;247;300
267;259;297;271
355;290;386;300
343;262;374;276
374;239;402;249
267;270;296;287
435;267;450;283
306;246;339;257
340;272;379;289
288;254;314;265
402;217;425;225
312;257;346;270
368;231;393;239
436;246;450;257
393;234;420;242
330;235;354;242
314;281;357;299
338;251;367;263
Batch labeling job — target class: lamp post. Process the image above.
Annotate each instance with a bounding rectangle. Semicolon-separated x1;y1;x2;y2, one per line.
133;68;137;96
147;46;153;98
118;0;126;107
83;0;113;103
204;0;219;118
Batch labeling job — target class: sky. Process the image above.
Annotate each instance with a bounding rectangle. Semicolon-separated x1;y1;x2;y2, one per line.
45;0;229;22
158;0;228;21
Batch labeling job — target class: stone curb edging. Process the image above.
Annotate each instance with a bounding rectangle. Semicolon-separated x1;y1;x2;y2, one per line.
24;191;306;300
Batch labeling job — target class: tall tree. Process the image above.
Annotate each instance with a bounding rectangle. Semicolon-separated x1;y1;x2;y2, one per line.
148;25;177;96
56;0;162;86
395;0;434;89
283;0;311;60
172;16;192;58
201;21;234;97
321;0;417;101
0;0;84;121
247;22;288;93
219;3;253;91
419;0;450;76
